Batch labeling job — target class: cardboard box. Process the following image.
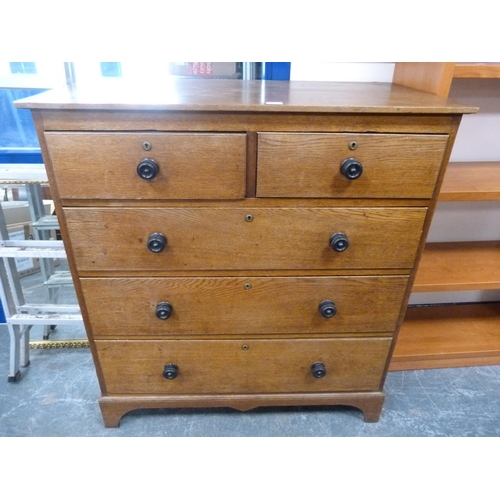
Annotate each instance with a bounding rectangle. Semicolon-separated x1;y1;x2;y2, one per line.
6;221;60;278
11;186;52;201
7;222;40;277
1;200;53;226
169;62;238;77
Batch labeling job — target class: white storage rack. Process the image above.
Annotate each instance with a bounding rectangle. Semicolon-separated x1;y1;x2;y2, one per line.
0;165;83;382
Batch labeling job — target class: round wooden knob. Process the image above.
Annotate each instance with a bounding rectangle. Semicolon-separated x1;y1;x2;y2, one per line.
137;158;159;180
311;362;327;378
330;232;349;252
340;158;363;180
163;363;179;379
319;300;337;318
147;232;167;253
156;302;173;320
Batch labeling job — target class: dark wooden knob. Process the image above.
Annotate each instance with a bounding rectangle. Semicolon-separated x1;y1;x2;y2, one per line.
163;363;179;379
340;158;363;180
319;300;337;318
137;158;159;180
147;232;167;253
311;362;327;378
330;232;349;252
156;302;173;320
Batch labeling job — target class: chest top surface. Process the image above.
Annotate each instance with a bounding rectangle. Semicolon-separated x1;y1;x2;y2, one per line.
15;79;476;115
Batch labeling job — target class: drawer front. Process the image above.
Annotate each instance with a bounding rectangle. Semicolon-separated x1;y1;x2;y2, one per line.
82;275;408;336
65;207;426;272
45;132;246;200
256;133;448;198
96;338;392;394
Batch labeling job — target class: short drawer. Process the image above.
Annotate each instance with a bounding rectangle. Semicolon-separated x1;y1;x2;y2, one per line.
95;338;392;395
45;132;246;200
256;133;448;198
65;207;426;272
82;275;408;336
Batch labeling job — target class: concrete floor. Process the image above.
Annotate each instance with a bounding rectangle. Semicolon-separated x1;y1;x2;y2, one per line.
2;327;500;436
1;268;500;436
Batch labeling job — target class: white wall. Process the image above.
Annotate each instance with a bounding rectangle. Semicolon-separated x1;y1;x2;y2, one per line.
291;63;500;305
290;62;395;82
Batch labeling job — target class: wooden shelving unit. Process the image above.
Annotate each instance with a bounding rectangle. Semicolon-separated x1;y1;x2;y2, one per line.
390;63;500;371
454;63;500;79
439;162;500;201
391;303;500;370
413;241;500;293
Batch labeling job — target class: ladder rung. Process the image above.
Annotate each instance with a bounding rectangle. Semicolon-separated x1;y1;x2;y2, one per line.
8;313;83;325
33;215;59;230
17;303;80;314
44;271;73;287
0;240;66;258
0;164;48;184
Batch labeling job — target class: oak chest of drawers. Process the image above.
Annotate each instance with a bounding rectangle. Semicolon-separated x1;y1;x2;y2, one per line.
17;80;473;427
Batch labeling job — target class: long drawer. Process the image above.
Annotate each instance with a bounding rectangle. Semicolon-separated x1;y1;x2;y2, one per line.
257;132;448;198
45;132;247;200
65;207;427;272
81;275;408;336
96;338;392;395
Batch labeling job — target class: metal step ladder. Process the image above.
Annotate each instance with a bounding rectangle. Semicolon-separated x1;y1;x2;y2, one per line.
0;165;83;382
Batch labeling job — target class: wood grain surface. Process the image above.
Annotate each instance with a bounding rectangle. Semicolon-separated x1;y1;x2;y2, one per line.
393;63;456;97
99;392;386;427
439;162;500;201
81;275;408;336
414;241;500;292
14;80;477;114
45;132;246;200
96;337;392;395
65;206;427;272
257;133;448;199
391;303;500;370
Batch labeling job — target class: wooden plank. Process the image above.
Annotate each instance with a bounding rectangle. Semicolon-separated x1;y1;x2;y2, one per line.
14;80;477;114
393;62;456;97
37;110;461;135
390;354;500;371
439;162;500;201
413;241;500;292
390;303;500;370
454;63;500;79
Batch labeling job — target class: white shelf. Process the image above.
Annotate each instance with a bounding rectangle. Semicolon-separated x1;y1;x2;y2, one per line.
0;239;66;259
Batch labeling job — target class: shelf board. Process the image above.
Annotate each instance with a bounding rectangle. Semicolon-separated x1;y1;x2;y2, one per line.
390;303;500;370
413;241;500;292
439;162;500;201
454;63;500;78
